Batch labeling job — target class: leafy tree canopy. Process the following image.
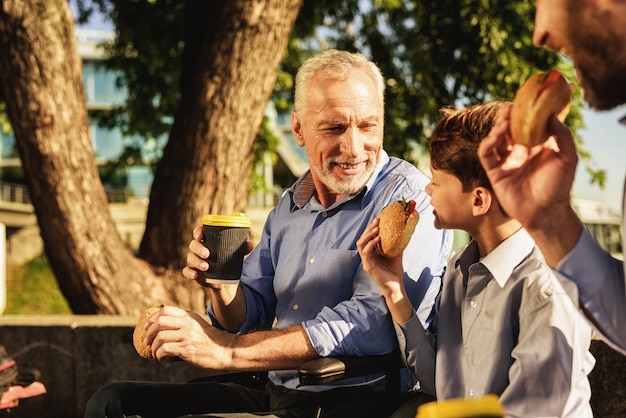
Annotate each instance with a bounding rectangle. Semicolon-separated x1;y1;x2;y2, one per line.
73;0;603;185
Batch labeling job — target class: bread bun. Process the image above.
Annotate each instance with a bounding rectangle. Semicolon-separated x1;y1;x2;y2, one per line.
510;70;572;147
377;199;419;258
133;305;163;359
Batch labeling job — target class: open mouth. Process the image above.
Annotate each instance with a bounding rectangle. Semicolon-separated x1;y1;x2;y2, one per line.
334;161;366;174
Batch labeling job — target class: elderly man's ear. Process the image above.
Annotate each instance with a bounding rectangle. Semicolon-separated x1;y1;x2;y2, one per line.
291;111;305;147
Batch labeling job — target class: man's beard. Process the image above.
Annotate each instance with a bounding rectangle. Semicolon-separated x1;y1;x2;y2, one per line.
310;159;375;196
569;8;626;110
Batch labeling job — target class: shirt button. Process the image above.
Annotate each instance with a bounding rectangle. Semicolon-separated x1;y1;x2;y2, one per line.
469;389;475;397
322;212;328;218
463;344;468;351
309;258;315;264
469;299;477;308
293;304;299;310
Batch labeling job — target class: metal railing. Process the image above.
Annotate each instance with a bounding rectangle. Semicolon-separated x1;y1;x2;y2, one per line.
0;182;31;204
0;182;132;205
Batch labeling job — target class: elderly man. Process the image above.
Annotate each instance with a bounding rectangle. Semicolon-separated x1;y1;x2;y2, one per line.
85;49;451;418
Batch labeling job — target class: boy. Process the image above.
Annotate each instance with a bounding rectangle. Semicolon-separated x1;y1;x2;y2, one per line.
357;101;595;417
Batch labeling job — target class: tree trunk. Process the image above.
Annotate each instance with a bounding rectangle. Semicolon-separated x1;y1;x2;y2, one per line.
0;0;301;314
138;0;302;267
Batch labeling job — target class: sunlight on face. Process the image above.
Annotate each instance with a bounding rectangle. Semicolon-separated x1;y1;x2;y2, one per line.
299;69;384;198
426;168;470;230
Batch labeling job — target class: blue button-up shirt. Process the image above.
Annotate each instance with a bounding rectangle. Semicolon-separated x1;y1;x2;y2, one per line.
208;151;452;391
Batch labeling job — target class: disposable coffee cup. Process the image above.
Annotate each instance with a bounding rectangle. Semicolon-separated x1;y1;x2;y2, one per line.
201;213;251;285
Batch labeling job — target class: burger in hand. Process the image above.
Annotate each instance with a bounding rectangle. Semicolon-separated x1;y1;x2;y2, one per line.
133;305;163;359
510;69;572;148
377;197;419;258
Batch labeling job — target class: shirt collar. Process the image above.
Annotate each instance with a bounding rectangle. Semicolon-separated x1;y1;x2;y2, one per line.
293;172;316;208
480;228;535;288
292;150;390;209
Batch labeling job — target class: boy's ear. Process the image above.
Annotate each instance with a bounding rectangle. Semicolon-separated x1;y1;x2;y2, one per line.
292;111;305;147
472;187;493;216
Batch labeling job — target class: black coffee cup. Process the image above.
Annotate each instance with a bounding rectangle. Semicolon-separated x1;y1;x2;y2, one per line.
200;213;251;284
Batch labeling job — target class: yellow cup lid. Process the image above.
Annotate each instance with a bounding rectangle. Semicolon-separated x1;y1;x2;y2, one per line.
416;395;505;418
201;213;251;228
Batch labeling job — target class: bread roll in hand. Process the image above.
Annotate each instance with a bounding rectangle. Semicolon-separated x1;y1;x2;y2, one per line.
133;305;163;359
510;69;572;148
377;198;419;258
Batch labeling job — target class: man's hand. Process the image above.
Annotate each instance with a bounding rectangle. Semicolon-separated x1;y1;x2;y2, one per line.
143;305;235;369
182;225;254;284
143;306;319;372
477;104;583;266
181;225;252;331
182;225;210;282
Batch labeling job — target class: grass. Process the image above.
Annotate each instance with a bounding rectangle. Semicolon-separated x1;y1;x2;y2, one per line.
4;255;72;314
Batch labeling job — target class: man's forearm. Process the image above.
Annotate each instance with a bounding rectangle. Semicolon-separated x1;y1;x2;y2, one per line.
229;325;319;371
525;204;583;268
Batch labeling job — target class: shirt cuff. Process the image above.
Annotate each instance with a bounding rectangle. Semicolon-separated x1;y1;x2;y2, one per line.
556;227;608;300
394;312;428;355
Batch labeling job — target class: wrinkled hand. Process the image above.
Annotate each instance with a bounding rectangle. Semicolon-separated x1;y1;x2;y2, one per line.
356;218;404;290
182;225;254;286
143;305;234;369
477;104;578;231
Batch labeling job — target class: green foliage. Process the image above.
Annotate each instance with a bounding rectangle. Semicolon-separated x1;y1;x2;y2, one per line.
249;116;281;194
0;103;12;135
76;0;184;141
5;256;72;314
296;1;563;159
73;0;602;183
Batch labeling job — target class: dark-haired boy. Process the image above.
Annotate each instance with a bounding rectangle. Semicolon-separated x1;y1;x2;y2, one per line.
358;101;594;417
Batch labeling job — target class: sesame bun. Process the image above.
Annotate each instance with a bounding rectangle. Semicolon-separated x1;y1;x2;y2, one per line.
133;305;162;359
510;70;572;147
377;200;419;258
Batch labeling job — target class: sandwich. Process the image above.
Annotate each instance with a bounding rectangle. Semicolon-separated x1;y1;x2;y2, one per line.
510;69;572;147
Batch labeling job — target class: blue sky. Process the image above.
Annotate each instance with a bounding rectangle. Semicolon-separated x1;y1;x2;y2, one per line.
574;107;625;212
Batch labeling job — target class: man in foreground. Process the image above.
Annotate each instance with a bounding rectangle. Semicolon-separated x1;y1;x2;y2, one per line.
478;0;626;354
85;49;451;418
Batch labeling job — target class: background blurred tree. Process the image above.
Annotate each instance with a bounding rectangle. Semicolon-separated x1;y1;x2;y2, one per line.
0;0;302;314
79;0;605;181
0;0;599;314
296;1;589;163
78;0;600;177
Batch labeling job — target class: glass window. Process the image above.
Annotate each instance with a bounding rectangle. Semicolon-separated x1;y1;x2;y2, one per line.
0;133;17;159
91;122;124;160
127;166;153;199
83;61;126;106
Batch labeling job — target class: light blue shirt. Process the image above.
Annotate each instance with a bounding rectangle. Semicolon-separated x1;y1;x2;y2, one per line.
208;150;452;391
557;224;626;354
556;120;626;355
556;119;626;354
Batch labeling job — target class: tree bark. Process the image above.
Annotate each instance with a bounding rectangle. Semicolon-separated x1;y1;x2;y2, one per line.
138;0;302;267
0;0;301;314
0;0;166;314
